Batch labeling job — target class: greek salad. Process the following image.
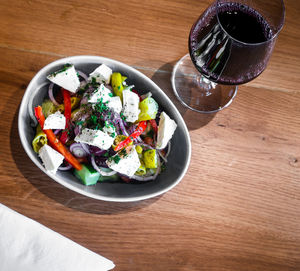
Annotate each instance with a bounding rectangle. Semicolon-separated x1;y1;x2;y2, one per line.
32;63;177;185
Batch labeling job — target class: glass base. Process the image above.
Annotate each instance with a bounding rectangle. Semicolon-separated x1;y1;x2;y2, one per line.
171;54;238;113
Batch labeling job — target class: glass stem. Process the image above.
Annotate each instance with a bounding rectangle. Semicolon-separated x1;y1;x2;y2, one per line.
196;75;217;96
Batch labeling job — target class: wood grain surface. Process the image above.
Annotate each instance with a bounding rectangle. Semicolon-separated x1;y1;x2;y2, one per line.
0;0;300;270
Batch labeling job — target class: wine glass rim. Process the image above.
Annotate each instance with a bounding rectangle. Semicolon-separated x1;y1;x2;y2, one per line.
215;0;285;46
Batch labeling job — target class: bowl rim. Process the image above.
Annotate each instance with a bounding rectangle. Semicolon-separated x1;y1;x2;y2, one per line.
18;55;192;202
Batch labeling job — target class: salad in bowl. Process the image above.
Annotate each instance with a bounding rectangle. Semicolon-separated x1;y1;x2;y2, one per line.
19;56;191;202
32;63;177;186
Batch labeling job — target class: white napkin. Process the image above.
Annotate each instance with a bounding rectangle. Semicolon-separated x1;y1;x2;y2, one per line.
0;204;115;271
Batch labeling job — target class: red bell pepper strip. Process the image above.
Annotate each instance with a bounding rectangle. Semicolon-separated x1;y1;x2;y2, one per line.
34;106;82;171
114;121;147;152
60;88;72;144
149;119;158;134
62;88;72;122
60;130;69;144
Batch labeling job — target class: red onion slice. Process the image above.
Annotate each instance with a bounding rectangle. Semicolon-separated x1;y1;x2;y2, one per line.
91;155;117;176
157;142;171;163
77;70;88;82
134;136;143;143
89;146;106;156
53;129;61;135
80;96;88;105
48;83;60;106
117;118;129;136
80;142;91;155
105;85;113;91
70;142;88;158
165;141;171;158
158;150;167;163
74;126;81;136
58;163;73;171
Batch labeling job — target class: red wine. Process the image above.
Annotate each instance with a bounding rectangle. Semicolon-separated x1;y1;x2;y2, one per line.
189;2;275;85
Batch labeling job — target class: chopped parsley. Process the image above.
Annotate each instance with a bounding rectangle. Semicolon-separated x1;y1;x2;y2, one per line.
119;148;127;157
94;98;109;117
91;77;100;88
120;112;126;121
91;115;98;125
112;155;121;164
76;120;84;126
95;124;102;130
77;88;85;95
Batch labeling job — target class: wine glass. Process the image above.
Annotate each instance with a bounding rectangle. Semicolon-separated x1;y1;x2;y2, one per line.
172;0;285;113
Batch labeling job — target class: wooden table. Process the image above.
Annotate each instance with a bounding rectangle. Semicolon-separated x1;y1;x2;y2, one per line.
0;0;300;270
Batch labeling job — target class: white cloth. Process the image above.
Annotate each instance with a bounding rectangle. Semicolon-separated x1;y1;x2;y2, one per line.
0;204;115;271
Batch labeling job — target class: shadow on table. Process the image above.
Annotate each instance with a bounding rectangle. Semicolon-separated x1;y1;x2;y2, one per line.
150;61;216;130
10;108;161;215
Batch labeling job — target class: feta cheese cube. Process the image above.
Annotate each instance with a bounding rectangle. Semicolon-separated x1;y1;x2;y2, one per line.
89;64;112;84
122;89;140;123
74;128;114;150
106;147;141;177
88;84;112;104
156;112;177;150
39;144;64;174
43;111;66;130
47;64;80;93
107;96;122;114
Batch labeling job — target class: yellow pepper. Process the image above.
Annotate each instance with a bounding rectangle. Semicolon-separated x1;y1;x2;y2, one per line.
32;125;47;153
136;145;143;154
71;108;81;121
135;161;146;176
71;97;81;110
138;97;158;121
41;99;57;118
111;72;127;99
143;149;157;169
57;97;81;113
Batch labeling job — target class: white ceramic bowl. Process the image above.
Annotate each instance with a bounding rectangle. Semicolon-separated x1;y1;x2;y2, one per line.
18;56;191;202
